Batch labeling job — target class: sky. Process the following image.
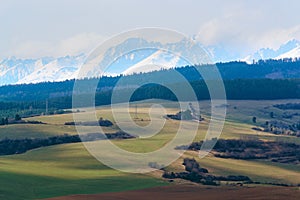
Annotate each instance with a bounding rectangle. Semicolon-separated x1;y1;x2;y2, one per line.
1;0;300;59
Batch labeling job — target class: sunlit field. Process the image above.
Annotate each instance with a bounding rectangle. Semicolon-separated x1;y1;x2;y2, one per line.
0;100;299;199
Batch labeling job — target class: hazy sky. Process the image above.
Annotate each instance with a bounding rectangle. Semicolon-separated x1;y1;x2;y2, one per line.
1;0;300;59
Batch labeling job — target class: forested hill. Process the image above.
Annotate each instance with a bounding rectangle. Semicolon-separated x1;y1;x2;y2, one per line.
0;59;299;103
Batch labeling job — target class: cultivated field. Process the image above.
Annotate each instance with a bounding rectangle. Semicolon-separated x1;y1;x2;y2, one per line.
0;100;299;199
47;184;300;200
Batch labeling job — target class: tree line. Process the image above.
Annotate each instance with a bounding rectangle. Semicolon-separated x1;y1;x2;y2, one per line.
176;139;300;164
0;78;299;119
1;59;299;103
0;131;135;156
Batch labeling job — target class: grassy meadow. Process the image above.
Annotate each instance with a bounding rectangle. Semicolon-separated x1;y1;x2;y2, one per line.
0;143;167;200
0;99;299;199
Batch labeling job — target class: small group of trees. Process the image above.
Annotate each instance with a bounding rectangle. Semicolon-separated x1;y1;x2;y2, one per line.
262;120;300;136
15;114;21;121
65;117;113;127
183;158;208;173
0;135;81;155
252;108;299;137
177;139;300;164
0;117;8;125
98;117;113;126
0;131;135;156
0;114;22;126
162;158;251;186
273;103;300;110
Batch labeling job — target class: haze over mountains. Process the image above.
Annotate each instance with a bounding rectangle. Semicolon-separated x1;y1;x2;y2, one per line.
241;39;300;63
1;39;300;86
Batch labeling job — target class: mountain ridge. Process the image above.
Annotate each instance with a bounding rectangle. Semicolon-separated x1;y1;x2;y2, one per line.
1;39;300;86
242;39;300;63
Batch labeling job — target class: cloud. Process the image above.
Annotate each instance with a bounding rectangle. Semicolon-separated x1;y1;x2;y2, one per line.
195;9;300;56
253;25;300;50
2;1;300;60
196;12;260;55
7;33;107;58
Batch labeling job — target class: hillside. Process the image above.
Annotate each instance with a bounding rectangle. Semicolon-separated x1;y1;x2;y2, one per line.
1;59;299;101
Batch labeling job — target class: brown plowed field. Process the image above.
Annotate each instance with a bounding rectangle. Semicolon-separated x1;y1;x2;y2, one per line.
47;184;300;200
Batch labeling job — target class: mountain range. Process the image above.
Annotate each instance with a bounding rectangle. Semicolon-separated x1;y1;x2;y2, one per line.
1;39;300;86
241;39;300;63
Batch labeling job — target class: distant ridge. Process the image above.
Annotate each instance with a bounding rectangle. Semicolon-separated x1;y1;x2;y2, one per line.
242;39;300;63
1;39;300;86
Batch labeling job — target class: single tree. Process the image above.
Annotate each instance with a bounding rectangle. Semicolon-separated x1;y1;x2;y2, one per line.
15;114;21;121
0;118;5;125
252;116;257;123
265;121;269;126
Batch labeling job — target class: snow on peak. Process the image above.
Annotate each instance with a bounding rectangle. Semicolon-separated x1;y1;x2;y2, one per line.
1;39;300;86
0;54;85;86
242;39;300;63
123;50;181;75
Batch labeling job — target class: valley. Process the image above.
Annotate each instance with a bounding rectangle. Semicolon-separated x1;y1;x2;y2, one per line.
0;100;299;199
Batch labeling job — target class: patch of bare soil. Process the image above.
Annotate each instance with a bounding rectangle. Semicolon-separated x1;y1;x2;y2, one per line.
46;184;300;200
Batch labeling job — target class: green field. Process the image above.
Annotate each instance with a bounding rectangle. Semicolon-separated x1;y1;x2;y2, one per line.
0;143;167;200
0;100;300;199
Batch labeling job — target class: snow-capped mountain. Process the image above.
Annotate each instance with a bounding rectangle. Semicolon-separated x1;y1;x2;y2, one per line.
78;37;208;79
243;39;300;63
0;37;194;86
122;50;181;75
275;45;300;59
0;55;86;85
17;55;85;84
1;38;300;86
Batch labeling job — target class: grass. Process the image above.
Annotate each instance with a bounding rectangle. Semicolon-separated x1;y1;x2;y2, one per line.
164;151;300;185
210;99;300;125
0;143;167;200
0;124;77;139
0;99;300;199
196;154;300;185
